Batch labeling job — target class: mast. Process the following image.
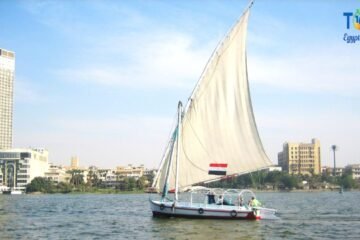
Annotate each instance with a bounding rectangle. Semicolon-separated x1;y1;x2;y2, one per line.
174;101;183;201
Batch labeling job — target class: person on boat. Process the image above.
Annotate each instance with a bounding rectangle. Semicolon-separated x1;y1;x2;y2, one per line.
238;196;244;207
217;195;224;205
207;191;216;204
249;197;261;208
217;195;233;205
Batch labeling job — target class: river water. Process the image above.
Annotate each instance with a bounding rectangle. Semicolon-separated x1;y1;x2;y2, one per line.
0;191;359;239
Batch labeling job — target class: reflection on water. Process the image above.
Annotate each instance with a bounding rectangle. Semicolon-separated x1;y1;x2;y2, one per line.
0;192;359;239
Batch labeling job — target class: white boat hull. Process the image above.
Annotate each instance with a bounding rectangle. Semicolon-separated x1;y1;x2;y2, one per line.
150;199;273;220
2;190;23;195
10;190;23;195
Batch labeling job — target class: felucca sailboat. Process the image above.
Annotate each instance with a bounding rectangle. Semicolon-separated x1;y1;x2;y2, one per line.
150;1;276;220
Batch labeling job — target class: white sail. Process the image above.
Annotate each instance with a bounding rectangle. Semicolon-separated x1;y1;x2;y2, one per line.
158;6;272;192
152;128;177;191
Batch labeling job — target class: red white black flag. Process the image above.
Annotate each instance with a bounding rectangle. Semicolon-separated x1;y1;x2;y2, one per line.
208;163;228;175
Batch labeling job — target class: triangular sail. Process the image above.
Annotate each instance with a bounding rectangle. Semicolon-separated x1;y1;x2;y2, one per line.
152;128;177;191
157;6;272;192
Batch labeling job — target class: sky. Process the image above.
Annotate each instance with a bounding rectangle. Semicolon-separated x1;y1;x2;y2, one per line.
0;0;359;169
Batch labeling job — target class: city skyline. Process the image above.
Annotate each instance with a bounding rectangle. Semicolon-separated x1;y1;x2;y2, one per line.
0;0;359;168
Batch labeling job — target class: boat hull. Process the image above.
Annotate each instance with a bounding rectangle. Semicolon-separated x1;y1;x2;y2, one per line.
2;190;22;195
150;200;261;220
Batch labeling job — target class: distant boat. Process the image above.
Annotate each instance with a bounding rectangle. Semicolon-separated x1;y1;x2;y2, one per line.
144;187;158;193
2;187;23;195
149;1;276;220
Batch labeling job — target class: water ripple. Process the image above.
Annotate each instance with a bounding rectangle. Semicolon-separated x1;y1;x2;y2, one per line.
0;192;360;239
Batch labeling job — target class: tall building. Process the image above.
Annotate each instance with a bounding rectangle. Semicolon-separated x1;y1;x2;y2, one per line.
0;48;15;149
0;148;49;190
278;138;321;175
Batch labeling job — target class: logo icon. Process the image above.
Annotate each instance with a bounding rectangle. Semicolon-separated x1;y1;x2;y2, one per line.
343;9;360;30
354;9;360;30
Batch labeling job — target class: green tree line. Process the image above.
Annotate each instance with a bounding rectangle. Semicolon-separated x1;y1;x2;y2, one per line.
26;171;153;194
206;170;359;190
26;170;358;194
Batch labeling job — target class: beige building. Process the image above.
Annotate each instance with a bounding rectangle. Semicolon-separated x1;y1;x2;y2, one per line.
278;138;321;175
345;164;360;179
116;164;144;179
0;148;49;190
45;164;71;183
144;168;157;177
321;166;344;177
0;48;15;149
70;156;79;169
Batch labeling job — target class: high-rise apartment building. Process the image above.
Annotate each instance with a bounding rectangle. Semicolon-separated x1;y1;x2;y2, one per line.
0;48;15;149
278;138;321;175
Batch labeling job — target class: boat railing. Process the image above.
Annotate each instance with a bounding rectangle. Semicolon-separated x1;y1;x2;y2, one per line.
187;187;257;209
150;187;262;210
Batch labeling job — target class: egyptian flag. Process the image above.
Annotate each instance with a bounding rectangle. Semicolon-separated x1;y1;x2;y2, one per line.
208;163;228;175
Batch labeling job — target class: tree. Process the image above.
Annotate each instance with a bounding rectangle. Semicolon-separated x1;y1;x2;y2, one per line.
331;145;338;177
87;170;100;187
321;172;336;184
67;169;85;187
340;174;358;189
128;177;136;191
264;171;282;189
56;182;72;193
117;178;129;191
280;175;298;189
146;172;155;186
26;177;54;193
136;176;148;190
234;174;253;188
70;174;84;186
339;168;358;189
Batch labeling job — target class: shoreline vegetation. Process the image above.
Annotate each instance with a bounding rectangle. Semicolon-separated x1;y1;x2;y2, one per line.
25;170;359;194
204;170;359;191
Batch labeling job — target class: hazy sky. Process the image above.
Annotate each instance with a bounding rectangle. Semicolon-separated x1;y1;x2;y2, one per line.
0;0;359;168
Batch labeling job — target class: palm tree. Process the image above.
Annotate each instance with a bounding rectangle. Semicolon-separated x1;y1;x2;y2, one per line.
331;145;338;177
67;169;84;186
70;174;84;186
87;170;100;187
